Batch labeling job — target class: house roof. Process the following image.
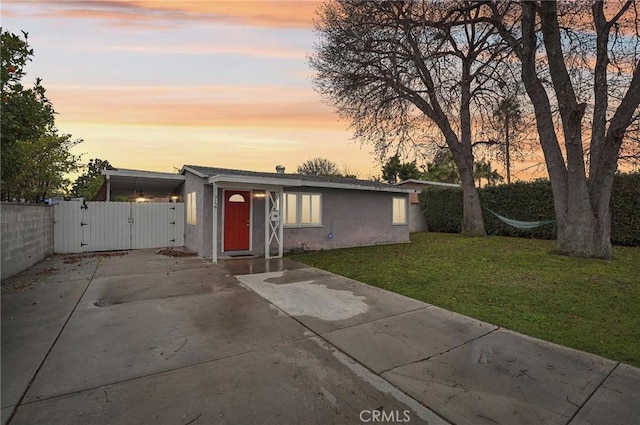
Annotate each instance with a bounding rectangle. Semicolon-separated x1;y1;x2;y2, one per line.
396;179;461;188
95;168;185;201
182;165;410;193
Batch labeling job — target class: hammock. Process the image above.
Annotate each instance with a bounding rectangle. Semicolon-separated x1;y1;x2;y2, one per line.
486;208;555;230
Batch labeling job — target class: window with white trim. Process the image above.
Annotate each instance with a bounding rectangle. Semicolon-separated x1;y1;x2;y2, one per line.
284;193;298;225
187;191;197;225
392;196;407;225
283;192;322;226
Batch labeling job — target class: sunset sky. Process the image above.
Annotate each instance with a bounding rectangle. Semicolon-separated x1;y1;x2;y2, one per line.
2;0;385;177
6;1;633;182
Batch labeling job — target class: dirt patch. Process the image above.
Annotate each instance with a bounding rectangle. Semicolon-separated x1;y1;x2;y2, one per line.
3;262;65;294
156;249;197;258
63;252;129;264
1;276;41;294
36;267;61;275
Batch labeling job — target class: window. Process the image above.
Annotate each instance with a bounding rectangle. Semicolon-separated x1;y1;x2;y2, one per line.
284;193;298;225
392;197;407;225
187;191;197;225
283;192;322;226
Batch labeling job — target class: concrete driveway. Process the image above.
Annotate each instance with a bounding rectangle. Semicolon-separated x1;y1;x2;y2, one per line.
2;251;639;424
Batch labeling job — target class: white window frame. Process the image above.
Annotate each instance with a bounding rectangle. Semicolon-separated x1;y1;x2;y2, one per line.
392;196;408;225
283;192;322;227
187;191;197;225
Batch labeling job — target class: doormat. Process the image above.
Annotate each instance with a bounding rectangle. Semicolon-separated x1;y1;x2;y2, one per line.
229;254;255;258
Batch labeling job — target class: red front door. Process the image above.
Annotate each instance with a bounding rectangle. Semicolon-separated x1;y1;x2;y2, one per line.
224;190;250;251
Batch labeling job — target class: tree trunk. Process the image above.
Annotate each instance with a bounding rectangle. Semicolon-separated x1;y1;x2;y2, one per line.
456;55;486;237
554;183;612;259
455;147;486;237
460;175;486;237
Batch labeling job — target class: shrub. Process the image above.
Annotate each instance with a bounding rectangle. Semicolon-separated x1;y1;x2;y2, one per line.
611;173;640;246
418;186;462;233
419;173;639;246
480;180;556;240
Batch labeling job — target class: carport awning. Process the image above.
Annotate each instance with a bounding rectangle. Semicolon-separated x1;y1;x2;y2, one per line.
95;169;185;201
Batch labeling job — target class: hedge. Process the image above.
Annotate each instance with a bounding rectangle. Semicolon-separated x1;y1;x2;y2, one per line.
611;173;640;245
419;173;640;246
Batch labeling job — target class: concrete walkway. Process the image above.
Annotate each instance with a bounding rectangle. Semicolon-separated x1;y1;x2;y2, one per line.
1;252;638;424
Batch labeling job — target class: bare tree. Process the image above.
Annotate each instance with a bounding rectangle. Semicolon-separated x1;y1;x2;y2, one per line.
487;0;640;258
311;1;515;236
296;157;341;176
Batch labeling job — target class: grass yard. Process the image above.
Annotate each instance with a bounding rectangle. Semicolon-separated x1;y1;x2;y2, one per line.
290;232;640;367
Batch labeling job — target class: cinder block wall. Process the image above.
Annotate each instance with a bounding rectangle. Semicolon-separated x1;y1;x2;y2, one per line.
1;203;54;281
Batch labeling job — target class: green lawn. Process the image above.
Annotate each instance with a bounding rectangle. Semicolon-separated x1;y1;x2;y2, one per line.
290;232;640;367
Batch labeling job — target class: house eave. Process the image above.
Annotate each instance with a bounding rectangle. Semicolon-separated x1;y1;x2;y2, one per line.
97;168;185;201
208;175;303;187
302;181;412;193
180;166;208;178
102;169;185;181
206;174;411;193
396;179;460;188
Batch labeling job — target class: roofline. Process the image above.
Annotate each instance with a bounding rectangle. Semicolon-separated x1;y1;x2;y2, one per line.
396;179;460;188
102;169;185;181
302;180;411;193
208;175;303;187
208;174;410;193
186;165;411;193
180;165;208;178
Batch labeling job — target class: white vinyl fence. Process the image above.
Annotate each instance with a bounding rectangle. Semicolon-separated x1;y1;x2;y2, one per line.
54;201;184;253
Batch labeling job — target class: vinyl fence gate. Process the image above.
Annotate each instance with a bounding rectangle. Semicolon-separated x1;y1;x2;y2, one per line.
54;201;185;254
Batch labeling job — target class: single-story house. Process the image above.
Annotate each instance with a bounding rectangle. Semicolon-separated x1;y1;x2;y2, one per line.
395;179;460;232
99;165;412;262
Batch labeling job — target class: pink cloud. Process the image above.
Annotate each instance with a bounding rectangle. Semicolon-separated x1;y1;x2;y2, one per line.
99;41;306;59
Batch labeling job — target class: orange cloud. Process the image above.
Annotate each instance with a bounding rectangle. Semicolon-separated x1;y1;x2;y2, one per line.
136;1;321;28
47;84;343;129
19;0;322;29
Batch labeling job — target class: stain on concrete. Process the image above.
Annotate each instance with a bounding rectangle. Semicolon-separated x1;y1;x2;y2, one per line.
93;299;121;308
236;271;369;321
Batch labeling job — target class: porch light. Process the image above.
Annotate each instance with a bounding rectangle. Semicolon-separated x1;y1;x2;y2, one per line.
135;192;148;203
254;192;266;198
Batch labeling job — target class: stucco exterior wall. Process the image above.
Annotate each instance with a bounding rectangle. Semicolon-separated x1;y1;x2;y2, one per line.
183;172;207;256
408;203;428;233
1;203;54;281
283;188;409;252
250;195;266;255
202;185;213;257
